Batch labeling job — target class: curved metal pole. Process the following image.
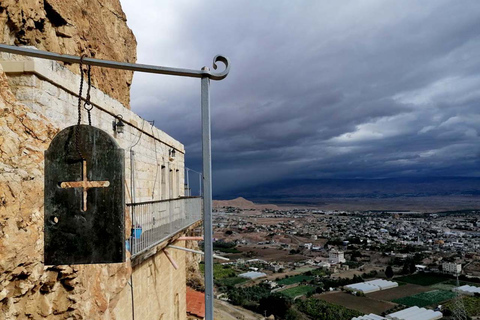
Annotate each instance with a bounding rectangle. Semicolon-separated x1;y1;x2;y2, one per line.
0;44;230;80
201;66;214;320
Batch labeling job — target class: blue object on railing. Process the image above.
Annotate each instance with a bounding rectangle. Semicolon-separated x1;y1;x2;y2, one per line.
132;227;142;239
126;240;130;252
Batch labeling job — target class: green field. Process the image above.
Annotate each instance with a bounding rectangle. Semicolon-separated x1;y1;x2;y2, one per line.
445;296;480;317
279;285;315;299
200;263;238;279
395;274;449;286
393;290;456;307
278;275;314;285
430;283;456;291
216;277;248;287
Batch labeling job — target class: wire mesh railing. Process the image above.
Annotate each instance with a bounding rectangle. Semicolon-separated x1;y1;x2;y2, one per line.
126;197;202;258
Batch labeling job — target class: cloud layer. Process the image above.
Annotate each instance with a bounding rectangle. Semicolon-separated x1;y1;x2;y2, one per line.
120;0;480;195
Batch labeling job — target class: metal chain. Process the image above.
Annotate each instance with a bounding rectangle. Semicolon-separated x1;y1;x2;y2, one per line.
74;55;86;160
83;63;93;125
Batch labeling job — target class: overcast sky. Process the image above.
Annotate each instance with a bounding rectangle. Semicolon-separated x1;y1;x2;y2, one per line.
120;0;480;196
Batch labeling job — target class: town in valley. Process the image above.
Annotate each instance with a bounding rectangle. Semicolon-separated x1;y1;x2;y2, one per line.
205;197;480;319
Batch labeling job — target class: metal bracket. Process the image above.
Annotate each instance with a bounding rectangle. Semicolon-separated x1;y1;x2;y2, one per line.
0;44;230;80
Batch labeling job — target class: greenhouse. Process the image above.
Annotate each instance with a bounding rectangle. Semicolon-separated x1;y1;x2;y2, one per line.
345;279;398;294
453;285;480;296
386;306;443;320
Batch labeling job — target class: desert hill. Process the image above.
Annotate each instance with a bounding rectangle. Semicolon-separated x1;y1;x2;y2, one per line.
213;197;278;210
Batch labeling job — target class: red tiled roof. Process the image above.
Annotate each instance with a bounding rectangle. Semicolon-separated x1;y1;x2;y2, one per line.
186;287;205;319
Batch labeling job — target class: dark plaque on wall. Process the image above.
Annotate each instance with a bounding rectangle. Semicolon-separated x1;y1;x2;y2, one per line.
44;125;125;265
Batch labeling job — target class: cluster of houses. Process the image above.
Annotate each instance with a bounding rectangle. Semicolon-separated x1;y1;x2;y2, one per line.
213;206;480;277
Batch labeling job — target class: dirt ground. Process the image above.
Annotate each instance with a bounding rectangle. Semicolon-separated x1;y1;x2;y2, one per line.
464;261;480;277
233;245;307;262
367;284;432;301
333;265;385;279
214;299;263;320
315;292;397;314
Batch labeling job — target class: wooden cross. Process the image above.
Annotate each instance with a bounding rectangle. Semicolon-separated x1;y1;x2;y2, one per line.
60;160;110;212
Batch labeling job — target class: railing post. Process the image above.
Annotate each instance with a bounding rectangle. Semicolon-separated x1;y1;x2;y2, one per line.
199;173;202;197
201;66;214;320
186;168;190;196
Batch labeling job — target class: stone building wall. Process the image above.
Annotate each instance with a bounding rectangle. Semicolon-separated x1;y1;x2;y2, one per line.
113;242;188;320
0;53;186;203
0;51;193;320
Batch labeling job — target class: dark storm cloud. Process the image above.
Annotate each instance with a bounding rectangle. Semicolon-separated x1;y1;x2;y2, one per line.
121;0;480;195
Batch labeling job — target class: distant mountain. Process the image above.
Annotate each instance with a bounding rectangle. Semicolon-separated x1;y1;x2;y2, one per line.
216;177;480;203
213;197;278;210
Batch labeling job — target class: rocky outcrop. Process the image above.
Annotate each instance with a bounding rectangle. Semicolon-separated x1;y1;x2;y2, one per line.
185;239;204;292
0;0;136;108
0;65;131;319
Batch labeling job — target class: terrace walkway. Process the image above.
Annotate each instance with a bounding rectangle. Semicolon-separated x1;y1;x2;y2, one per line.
128;197;202;257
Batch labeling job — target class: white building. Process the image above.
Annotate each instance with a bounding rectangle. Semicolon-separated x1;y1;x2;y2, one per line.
267;263;284;272
329;249;346;264
442;262;462;275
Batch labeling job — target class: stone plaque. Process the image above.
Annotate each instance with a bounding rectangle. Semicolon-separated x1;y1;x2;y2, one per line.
44;125;125;265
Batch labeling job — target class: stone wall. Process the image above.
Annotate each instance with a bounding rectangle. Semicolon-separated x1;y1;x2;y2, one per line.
0;53;193;319
114;240;188;320
0;0;137;107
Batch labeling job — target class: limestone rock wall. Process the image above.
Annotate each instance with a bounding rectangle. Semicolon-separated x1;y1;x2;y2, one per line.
0;0;137;108
0;67;131;319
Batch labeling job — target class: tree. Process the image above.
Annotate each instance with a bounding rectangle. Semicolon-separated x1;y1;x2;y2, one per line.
259;294;292;319
409;262;416;274
385;266;394;278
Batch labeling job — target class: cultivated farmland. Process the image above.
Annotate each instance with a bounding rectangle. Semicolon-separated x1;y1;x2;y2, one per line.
316;292;397;314
277;275;314;285
393;290;456;307
279;285;315;299
394;274;448;286
367;284;431;301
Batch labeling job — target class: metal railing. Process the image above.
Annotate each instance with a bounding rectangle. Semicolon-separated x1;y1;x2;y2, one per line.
127;197;202;257
185;167;203;197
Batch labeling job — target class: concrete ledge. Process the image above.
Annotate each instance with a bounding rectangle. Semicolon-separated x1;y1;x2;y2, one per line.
0;57;184;153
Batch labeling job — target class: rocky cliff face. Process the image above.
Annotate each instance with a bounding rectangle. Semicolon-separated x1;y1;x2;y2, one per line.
0;1;137;318
0;0;137;108
0;66;132;319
